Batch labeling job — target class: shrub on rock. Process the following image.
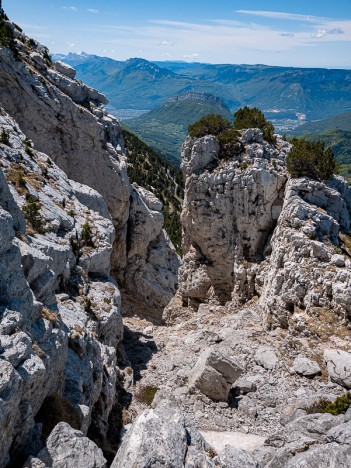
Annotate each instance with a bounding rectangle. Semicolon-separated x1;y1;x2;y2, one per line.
233;106;275;143
188;114;231;138
217;128;242;158
286;137;336;180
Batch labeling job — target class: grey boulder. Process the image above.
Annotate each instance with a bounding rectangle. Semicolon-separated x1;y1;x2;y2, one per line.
189;349;243;401
214;446;259;468
111;400;188;468
293;356;321;377
255;347;279;370
24;422;106;468
324;349;351;389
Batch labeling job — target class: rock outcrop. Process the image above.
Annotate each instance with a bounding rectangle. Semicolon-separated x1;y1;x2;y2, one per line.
261;176;351;329
178;129;289;308
173;127;351;336
111;400;214;467
0;107;124;466
189;349;243;401
324;349;351;389
0;20;179;321
25;422;107;468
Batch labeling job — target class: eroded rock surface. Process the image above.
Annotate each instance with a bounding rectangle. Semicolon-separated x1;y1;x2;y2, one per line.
179;131;289;307
0;107;123;466
0;23;179;321
25;422;107;468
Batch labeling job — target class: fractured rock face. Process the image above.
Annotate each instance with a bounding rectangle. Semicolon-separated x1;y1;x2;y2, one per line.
179;133;289;307
0;25;179;319
324;349;351;389
0;107;124;465
189;348;243;401
24;422;107;468
177;128;351;335
111;400;188;468
121;185;180;320
260;176;351;328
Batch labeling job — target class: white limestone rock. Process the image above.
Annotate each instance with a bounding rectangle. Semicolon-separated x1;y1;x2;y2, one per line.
25;422;106;468
293;356;321;377
0;107;124;465
70;180;111;219
214;446;259;468
111;400;188;468
255;347;278;370
189;348;243;401
0;38;178;318
121;186;179;321
179;133;289;307
324;349;351;389
261;176;351;328
54;60;77;79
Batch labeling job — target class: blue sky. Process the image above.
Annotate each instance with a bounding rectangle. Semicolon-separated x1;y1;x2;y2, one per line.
4;0;351;67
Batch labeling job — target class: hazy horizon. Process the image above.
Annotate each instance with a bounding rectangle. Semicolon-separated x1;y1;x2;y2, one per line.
4;0;351;68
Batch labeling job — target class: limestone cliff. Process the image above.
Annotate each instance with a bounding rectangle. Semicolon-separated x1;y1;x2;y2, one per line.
0;107;123;466
1;14;351;468
178;129;289;307
175;128;351;335
0;19;179;321
0;16;178;466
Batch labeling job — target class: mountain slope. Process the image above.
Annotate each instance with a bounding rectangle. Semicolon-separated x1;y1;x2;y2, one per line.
126;92;232;164
59;54;351;122
123;129;183;252
292;111;351;135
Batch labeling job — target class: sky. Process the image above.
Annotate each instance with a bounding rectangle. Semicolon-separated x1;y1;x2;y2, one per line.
4;0;351;68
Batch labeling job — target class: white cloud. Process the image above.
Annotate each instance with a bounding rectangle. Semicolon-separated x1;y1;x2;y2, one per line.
236;10;328;23
160;40;174;46
62;6;77;12
67;16;351;67
66;41;75;47
87;9;99;14
313;27;344;38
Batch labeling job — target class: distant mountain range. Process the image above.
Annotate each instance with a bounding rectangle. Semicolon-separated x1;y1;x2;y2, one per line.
55;54;351;125
125;92;232;164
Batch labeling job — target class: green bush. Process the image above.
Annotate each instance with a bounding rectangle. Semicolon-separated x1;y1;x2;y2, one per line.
188;114;231;138
81;222;94;247
217;128;242;158
84;297;93;315
22;196;45;234
0;16;18;57
286;137;336;180
24;137;34;156
26;38;36;48
43;48;52;66
233;106;275;143
0;128;9;145
307;393;351;416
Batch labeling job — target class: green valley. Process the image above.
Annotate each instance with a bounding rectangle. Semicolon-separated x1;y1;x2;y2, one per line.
126;92;232;164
